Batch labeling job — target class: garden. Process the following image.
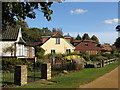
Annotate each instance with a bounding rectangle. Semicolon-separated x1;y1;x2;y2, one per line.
2;49;120;88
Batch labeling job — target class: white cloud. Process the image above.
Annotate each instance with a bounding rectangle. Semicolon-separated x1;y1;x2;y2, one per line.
70;9;88;14
64;32;118;44
102;18;120;24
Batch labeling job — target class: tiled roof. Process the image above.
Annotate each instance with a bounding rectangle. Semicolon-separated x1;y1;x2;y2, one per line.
52;33;64;38
26;42;42;47
75;41;100;51
2;26;20;41
100;44;112;51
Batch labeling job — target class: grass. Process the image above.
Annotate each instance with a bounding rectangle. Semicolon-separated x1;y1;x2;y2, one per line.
16;60;119;89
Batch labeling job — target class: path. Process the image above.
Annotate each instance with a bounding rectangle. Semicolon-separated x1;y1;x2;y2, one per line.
80;66;119;88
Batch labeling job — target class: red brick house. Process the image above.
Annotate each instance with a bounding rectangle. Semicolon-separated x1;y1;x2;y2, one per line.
73;40;101;55
100;44;113;54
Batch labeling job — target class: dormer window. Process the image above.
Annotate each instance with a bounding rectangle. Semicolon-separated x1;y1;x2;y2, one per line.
56;38;60;44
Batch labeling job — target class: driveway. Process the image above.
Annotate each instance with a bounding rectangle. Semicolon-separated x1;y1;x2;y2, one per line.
80;66;119;88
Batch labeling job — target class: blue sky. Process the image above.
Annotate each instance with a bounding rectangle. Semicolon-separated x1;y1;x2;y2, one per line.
25;2;119;44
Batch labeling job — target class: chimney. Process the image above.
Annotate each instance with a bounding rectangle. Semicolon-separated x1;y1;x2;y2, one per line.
65;37;71;43
64;33;71;43
41;36;51;43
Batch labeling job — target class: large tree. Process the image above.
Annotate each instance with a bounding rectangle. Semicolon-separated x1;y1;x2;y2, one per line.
114;37;120;48
2;1;63;28
75;34;81;40
82;33;91;40
91;35;99;44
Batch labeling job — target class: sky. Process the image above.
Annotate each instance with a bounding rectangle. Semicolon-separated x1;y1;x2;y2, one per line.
25;2;119;44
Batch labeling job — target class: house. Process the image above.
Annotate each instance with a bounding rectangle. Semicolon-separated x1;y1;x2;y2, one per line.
40;33;75;55
73;40;101;55
0;26;35;58
100;44;113;54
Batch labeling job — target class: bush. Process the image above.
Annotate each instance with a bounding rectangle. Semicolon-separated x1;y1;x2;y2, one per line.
101;53;116;59
35;46;45;59
2;58;23;72
83;54;90;61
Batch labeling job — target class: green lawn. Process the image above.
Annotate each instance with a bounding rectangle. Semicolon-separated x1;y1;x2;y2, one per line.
16;61;119;89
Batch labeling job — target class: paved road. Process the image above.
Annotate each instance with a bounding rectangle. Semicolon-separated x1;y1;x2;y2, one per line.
80;66;119;88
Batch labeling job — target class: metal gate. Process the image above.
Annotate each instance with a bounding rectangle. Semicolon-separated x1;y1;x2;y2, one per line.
27;59;41;83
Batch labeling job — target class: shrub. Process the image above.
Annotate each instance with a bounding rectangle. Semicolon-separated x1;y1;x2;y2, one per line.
35;46;45;59
83;54;90;61
2;58;23;72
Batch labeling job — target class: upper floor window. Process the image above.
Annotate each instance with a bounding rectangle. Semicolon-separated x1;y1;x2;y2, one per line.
56;38;60;44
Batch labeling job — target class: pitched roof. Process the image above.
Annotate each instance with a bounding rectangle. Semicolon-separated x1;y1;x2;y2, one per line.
75;41;100;51
52;33;64;38
2;26;20;41
100;44;112;51
26;42;42;47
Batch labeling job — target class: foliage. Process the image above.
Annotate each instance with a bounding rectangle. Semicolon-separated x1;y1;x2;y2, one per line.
101;53;116;59
75;34;81;40
35;46;45;59
82;33;91;40
82;54;90;61
2;58;23;72
3;45;15;56
2;2;54;27
22;27;51;42
114;37;120;49
70;37;75;45
17;61;118;88
91;35;99;44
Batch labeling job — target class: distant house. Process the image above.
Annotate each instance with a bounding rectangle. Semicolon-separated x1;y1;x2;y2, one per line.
73;40;101;55
40;33;75;55
0;26;35;58
100;44;113;54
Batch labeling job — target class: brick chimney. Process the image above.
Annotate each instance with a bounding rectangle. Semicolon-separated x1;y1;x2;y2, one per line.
64;37;71;43
64;33;71;43
41;36;51;43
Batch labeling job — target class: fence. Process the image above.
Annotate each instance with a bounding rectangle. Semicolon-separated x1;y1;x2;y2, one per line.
2;58;51;88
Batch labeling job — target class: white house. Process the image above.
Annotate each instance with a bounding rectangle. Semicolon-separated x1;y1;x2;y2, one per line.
0;26;35;58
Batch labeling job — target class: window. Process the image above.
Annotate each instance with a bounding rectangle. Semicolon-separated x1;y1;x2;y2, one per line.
32;47;35;56
56;38;60;44
66;49;71;53
51;50;55;54
24;46;29;56
18;44;24;56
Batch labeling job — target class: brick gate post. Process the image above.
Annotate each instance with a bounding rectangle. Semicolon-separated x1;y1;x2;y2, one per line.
41;63;51;80
14;65;27;86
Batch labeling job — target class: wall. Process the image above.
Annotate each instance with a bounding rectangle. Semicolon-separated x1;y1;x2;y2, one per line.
41;38;75;55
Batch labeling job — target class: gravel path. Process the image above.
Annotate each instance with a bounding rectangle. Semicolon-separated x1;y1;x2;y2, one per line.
80;66;119;88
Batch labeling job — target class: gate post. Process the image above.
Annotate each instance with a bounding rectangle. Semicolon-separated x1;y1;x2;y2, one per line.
41;63;51;80
14;65;27;86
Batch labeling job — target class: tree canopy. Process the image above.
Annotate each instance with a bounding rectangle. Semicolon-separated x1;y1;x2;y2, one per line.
2;1;63;27
91;35;99;44
75;34;81;40
82;33;91;40
114;37;120;48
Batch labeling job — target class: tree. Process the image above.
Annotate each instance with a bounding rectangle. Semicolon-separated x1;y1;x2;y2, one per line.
114;37;120;48
75;34;81;40
91;35;99;44
22;28;43;42
3;45;15;56
2;1;63;27
82;33;91;40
